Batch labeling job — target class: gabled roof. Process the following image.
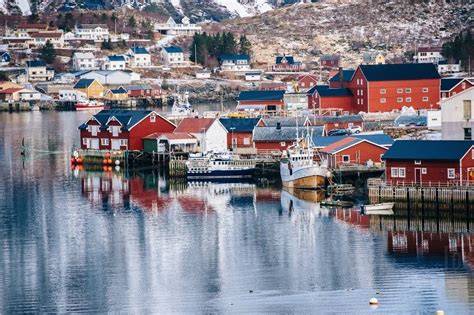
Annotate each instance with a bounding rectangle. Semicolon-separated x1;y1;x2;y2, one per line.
321;137;387;154
309;114;363;123
125;84;153;90
238;90;285;101
31;32;63;38
275;55;296;65
382;140;474;161
329;70;355;82
26;60;46;67
0;88;23;94
320;54;339;61
79;110;165;131
164;46;183;53
418;46;442;53
297;74;318;82
260;117;310;127
307;85;352;97
219;117;260;132
174;118;215;133
109;87;128;94
130;47;149;55
144;132;195;140
107;55;126;62
440;78;464;91
74;78;97;89
253;126;324;142
220;54;250;61
73;52;95;59
313;134;394;149
358;63;441;81
78;24;108;29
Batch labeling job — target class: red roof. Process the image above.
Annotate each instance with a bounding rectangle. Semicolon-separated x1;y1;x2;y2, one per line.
174;118;215;133
297;74;318;82
321;137;359;154
418;46;442;53
0;88;22;94
31;32;63;38
144;132;195;140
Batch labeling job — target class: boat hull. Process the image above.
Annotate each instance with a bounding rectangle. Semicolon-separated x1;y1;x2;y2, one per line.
187;168;256;180
76;105;105;111
280;163;327;189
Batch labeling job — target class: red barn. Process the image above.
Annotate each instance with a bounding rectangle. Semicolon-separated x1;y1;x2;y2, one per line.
320;137;387;168
79;109;176;151
347;63;441;112
307;85;354;112
237;90;285;112
320;54;340;68
382;140;474;185
440;78;473;100
219;117;260;152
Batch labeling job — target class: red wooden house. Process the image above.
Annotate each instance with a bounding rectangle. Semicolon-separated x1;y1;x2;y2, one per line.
320;137;387;168
329;69;355;89
307;85;354;112
253;125;324;153
79;109;176;151
320;54;340;68
237;90;285;112
382;140;474;185
297;74;318;91
440;78;473;100
272;55;305;72
310;115;364;132
126;84;161;98
347;63;441;112
219;117;260;151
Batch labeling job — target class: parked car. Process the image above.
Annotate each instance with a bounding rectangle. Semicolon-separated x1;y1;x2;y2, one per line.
348;126;362;134
328;128;351;136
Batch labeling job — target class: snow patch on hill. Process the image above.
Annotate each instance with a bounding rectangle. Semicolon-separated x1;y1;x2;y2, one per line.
17;0;31;15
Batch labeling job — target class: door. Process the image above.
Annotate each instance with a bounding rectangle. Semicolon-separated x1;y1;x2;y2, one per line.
415;168;422;184
111;139;121;150
90;138;99;150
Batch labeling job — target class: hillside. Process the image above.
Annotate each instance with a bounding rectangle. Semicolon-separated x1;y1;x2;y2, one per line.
210;1;474;68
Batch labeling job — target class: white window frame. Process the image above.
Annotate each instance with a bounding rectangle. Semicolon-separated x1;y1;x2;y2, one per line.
414;160;421;165
397;97;403;103
406;88;412;93
447;168;455;179
391;167;399;178
398;168;406;178
120;139;128;146
342;155;350;163
82;137;88;145
397;88;403;94
243;137;250;145
380;98;386;103
406;97;412;102
422;96;429;102
422;168;427;174
280;142;286;147
380;89;386;94
101;138;109;145
150;115;156;122
422;87;429;93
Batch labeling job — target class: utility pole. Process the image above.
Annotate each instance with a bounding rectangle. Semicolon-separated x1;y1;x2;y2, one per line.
194;43;197;64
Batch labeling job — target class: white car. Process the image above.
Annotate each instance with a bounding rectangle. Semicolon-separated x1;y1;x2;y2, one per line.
348;126;362;134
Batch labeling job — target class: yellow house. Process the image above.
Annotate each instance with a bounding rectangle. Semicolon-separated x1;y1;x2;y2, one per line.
73;78;104;99
363;52;385;65
0;81;22;91
105;87;128;100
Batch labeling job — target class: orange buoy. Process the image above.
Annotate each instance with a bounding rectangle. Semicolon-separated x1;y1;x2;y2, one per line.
71;157;76;164
103;159;108;165
76;158;82;164
107;166;112;171
103;166;108;172
107;159;113;165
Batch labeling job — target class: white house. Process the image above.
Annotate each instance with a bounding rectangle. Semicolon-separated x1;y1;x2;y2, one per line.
128;47;151;68
0;51;12;66
18;88;42;101
174;117;227;153
219;54;251;72
26;60;54;81
59;89;87;101
414;46;444;64
441;87;474;140
245;71;261;81
30;31;64;47
161;46;184;66
79;70;140;86
72;52;98;71
438;61;461;75
154;16;201;36
64;32;75;40
103;55;127;70
74;24;109;41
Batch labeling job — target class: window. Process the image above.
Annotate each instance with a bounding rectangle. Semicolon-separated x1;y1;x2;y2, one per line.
360;99;364;105
422;168;427;174
101;138;109;145
111;126;119;137
342;155;350;163
415;160;421;165
406;97;412;102
464;128;472;140
397;97;403;103
82;138;88;145
398;168;406;178
422;87;429;93
397;88;403;94
447;168;455;179
380;98;386;103
422;96;429;102
462;82;466;89
380;89;386;94
243;138;250;145
280;142;286;147
463;100;472;120
391;167;399;178
150;115;156;122
360;89;363;96
406;88;411;93
120;139;128;146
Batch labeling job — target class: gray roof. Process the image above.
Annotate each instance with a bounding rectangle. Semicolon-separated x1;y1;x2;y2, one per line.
253;126;324;142
260;117;309;127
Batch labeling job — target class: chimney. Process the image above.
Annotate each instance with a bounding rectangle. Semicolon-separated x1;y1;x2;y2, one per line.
338;66;343;88
276;122;281;130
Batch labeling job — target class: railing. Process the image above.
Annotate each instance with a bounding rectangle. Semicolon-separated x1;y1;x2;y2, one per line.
367;178;474;188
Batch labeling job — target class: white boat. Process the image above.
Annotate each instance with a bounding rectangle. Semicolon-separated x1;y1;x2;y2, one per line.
75;100;105;111
186;151;257;180
171;91;194;116
280;125;329;189
362;202;395;215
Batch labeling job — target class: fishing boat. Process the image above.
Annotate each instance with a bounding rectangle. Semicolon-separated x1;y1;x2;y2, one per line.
362;202;395;215
75;100;105;111
186;151;257;180
280;126;329;189
320;199;354;208
171;91;194;116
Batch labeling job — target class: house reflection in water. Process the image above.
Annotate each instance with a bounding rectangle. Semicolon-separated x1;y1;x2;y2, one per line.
79;169;173;212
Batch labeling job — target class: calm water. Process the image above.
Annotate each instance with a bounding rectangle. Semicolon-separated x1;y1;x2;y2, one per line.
1;111;474;313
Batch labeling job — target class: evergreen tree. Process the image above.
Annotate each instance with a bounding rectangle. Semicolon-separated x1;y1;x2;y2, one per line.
239;35;251;55
41;40;56;64
128;16;137;35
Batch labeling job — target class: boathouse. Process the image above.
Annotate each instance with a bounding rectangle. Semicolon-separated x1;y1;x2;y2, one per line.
381;140;474;185
307;85;354;112
174;117;227;153
320;137;388;168
219;117;260;153
237;90;285;112
143;132;197;154
79;110;176;151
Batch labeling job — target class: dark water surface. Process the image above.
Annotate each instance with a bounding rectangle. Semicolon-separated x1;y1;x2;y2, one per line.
1;111;474;313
